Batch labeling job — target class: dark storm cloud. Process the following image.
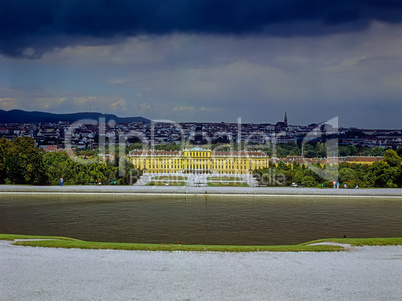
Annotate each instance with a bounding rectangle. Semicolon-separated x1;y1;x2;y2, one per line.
1;0;401;58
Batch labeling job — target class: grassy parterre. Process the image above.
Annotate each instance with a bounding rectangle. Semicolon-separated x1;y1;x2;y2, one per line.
208;182;249;187
304;237;402;246
1;234;401;252
151;176;188;180
207;177;244;181
146;181;186;186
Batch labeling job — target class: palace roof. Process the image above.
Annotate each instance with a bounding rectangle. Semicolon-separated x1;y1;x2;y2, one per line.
129;149;267;157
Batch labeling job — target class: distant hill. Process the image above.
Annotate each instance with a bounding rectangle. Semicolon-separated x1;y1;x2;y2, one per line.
0;109;150;124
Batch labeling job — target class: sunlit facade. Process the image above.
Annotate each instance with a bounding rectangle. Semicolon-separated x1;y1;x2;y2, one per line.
129;147;269;174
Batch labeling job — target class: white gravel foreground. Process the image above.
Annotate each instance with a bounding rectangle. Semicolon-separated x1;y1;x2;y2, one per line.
1;242;401;301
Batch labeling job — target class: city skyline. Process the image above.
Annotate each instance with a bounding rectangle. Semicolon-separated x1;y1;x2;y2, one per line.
0;1;401;128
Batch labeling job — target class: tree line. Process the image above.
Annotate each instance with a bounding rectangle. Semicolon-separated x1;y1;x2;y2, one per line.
254;149;402;188
0;137;137;185
1;137;401;187
127;141;397;159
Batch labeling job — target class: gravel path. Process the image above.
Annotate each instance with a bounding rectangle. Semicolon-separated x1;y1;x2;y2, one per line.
1;185;402;197
1;241;401;300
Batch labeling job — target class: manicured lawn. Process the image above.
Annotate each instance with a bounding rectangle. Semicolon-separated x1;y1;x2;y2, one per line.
151;176;188;180
208;182;249;187
0;234;77;241
2;234;401;252
207;177;244;181
146;181;186;186
304;237;402;246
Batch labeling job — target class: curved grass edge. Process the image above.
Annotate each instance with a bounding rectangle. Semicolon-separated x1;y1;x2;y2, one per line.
2;234;401;252
0;234;79;241
303;237;402;247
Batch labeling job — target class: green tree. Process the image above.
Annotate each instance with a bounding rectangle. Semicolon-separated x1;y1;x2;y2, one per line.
315;142;327;157
0;138;10;183
5;137;47;184
338;146;348;157
277;161;288;170
370;146;385;157
365;161;399;188
347;145;358;156
301;175;318;187
339;168;358;183
292;162;302;171
358;146;372;156
282;170;295;184
384;149;401;167
43;152;70;185
293;171;304;184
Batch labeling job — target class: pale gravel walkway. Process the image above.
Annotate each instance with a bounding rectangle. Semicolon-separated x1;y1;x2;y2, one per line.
1;241;401;301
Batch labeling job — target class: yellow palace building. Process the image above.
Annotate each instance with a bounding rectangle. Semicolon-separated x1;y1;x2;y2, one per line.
129;147;269;175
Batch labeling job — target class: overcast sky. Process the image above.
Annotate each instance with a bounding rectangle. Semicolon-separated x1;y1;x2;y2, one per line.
0;0;401;128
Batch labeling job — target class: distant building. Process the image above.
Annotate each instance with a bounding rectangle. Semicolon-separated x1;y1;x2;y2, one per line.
129;147;269;175
99;154;115;163
42;145;64;153
275;111;288;130
43;145;58;152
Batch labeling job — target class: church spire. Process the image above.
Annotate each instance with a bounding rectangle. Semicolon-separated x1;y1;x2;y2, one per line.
284;111;288;126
